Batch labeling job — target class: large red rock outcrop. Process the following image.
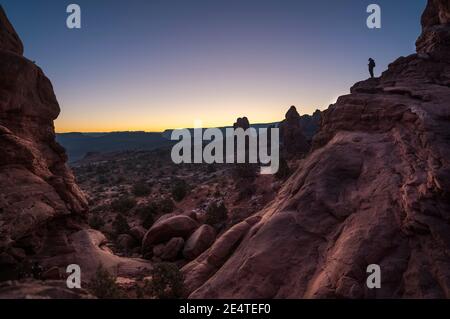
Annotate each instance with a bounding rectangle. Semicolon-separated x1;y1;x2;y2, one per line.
0;5;87;274
0;6;150;283
183;0;450;298
0;6;23;55
416;0;450;61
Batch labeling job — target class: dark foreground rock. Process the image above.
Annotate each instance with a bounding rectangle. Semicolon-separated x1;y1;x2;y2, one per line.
0;6;150;285
183;0;450;298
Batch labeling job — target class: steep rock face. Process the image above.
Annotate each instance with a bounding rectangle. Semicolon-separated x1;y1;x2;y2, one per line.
279;106;310;156
416;0;450;61
183;1;450;298
0;7;23;55
0;7;149;281
0;6;87;269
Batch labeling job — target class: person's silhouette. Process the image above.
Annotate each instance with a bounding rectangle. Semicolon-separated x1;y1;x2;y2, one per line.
368;58;376;78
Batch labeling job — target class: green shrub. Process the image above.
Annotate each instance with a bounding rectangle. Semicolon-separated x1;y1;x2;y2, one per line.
206;165;216;174
237;185;255;201
116;176;125;183
275;157;291;180
97;175;109;185
205;201;228;226
136;198;174;228
146;263;184;299
96;165;108;175
159;198;175;215
233;163;257;180
171;179;188;202
89;214;105;230
136;203;158;229
112;213;130;235
111;196;136;213
132;181;152;197
89;265;123;299
142;214;154;229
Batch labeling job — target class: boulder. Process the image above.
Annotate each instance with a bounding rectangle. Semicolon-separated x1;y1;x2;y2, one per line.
129;226;146;242
142;215;198;253
183;225;216;260
152;244;166;258
160;237;185;261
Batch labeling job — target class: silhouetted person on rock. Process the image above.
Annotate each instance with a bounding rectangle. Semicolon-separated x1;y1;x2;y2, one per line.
368;58;376;78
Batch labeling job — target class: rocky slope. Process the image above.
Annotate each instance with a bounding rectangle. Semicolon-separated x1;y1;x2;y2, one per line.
0;6;149;285
183;0;450;298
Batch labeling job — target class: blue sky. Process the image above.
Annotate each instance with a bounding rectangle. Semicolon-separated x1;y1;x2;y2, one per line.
1;0;427;132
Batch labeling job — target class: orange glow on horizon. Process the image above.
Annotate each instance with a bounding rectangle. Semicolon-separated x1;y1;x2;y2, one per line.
54;114;284;133
54;99;325;133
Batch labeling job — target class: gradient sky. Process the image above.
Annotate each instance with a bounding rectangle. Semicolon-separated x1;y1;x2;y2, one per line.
2;0;426;132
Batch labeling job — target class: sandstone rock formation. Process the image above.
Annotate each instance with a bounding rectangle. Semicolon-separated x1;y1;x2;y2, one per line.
142;215;198;255
183;225;216;261
279;106;311;156
129;225;146;242
160;237;185;261
183;0;450;298
416;0;450;62
0;6;23;55
0;5;87;276
299;109;322;140
0;280;94;299
233;117;250;130
0;6;150;283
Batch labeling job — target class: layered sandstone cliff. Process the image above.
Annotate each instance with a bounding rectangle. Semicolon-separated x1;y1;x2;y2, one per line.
0;6;149;283
0;5;88;272
183;0;450;298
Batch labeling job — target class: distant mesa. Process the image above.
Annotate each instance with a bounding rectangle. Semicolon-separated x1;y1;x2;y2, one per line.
56;131;174;162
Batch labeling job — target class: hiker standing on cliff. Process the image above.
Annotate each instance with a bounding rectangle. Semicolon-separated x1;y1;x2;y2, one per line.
368;58;376;78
